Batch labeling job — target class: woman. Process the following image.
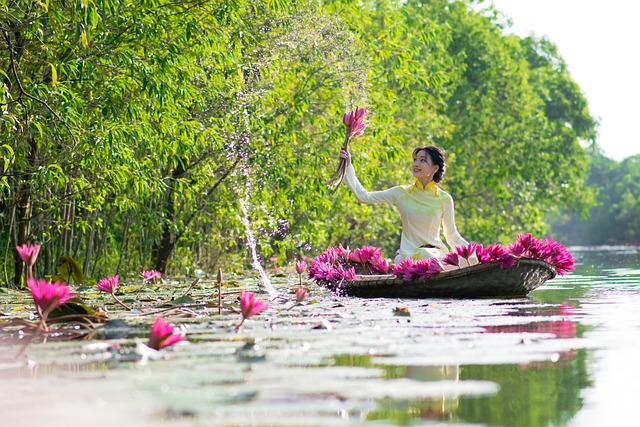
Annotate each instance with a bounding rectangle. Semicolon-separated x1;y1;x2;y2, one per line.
340;145;468;263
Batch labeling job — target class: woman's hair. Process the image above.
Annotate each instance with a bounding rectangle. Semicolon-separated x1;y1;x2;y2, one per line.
412;146;446;183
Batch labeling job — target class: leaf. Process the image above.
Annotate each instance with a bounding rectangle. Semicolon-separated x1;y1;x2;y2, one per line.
53;256;86;285
170;295;194;306
49;297;95;319
48;62;57;86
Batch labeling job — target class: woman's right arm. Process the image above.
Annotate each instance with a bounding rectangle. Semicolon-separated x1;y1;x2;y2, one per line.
341;149;399;204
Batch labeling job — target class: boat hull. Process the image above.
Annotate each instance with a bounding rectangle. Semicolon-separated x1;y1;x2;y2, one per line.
339;259;556;299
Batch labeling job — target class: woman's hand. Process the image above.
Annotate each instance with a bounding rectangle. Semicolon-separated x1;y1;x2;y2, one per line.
339;148;351;166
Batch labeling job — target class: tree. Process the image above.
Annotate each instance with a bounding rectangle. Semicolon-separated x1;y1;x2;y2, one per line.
1;0;599;286
551;152;640;245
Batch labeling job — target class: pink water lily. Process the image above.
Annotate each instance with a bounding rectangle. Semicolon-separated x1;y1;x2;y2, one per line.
147;316;185;350
477;244;516;269
505;235;574;275
392;258;417;281
28;278;75;330
140;270;162;284
237;291;269;329
426;257;446;277
342;106;366;138
327;264;357;283
515;233;543;258
442;251;461;268
295;259;307;286
17;244;40;267
454;242;478;264
538;237;575;275
508;241;526;258
328;107;367;192
411;259;434;281
371;256;390;274
96;275;131;310
475;243;492;263
295;260;307;275
96;275;119;294
308;251;357;288
349;246;382;265
334;244;351;260
16;244;41;279
288;287;308;311
391;257;445;282
295;287;308;304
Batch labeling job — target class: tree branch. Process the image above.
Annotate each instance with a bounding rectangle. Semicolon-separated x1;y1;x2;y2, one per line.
1;29;76;141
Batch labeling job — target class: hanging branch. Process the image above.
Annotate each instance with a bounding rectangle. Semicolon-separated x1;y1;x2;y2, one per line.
2;31;76;141
326;106;366;192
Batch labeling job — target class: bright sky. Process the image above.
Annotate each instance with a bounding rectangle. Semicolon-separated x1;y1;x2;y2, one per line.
488;0;640;161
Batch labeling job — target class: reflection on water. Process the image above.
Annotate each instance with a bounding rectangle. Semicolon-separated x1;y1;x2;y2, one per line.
0;246;638;426
362;246;640;426
455;352;590;427
454;246;640;427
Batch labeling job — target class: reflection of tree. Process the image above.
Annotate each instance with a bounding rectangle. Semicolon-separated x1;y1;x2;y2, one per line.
366;365;461;423
455;349;591;427
331;356;462;422
368;396;458;423
365;350;591;426
333;299;591;426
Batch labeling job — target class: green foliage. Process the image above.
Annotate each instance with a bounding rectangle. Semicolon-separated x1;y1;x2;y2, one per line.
551;152;640;245
1;0;598;285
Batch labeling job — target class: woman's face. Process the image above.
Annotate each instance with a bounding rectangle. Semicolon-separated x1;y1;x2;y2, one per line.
412;150;439;182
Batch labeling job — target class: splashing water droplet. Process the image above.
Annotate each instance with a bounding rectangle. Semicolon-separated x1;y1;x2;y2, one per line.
239;197;278;299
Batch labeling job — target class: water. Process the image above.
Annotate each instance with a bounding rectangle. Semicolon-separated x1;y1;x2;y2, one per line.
1;246;639;426
239;197;278;299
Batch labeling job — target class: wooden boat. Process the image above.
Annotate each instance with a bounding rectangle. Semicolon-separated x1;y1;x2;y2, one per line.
339;259;556;299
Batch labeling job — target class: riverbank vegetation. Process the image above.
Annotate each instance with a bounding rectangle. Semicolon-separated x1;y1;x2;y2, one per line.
550;150;640;245
1;0;599;286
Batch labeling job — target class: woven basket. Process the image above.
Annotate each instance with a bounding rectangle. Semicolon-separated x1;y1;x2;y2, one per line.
338;259;556;299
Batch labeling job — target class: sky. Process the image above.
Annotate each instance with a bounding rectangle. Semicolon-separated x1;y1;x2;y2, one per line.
487;0;640;161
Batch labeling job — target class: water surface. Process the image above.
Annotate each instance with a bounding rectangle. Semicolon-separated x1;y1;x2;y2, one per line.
1;247;639;426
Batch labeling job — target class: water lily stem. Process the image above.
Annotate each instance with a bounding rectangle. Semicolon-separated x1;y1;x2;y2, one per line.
183;278;200;297
111;293;132;311
217;268;222;315
36;306;49;332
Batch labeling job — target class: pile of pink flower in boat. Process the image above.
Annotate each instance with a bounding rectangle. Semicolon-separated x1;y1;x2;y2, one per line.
307;244;390;289
309;234;574;288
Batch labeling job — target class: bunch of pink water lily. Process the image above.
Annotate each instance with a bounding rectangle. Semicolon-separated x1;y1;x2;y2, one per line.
308;244;391;289
392;234;574;282
508;233;575;275
392;257;446;281
349;246;391;273
327;106;366;192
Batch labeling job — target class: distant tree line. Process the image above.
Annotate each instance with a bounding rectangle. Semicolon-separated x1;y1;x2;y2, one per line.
551;150;640;245
1;0;596;286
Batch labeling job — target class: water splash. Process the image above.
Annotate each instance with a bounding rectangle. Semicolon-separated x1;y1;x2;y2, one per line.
239;196;278;299
224;89;278;298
